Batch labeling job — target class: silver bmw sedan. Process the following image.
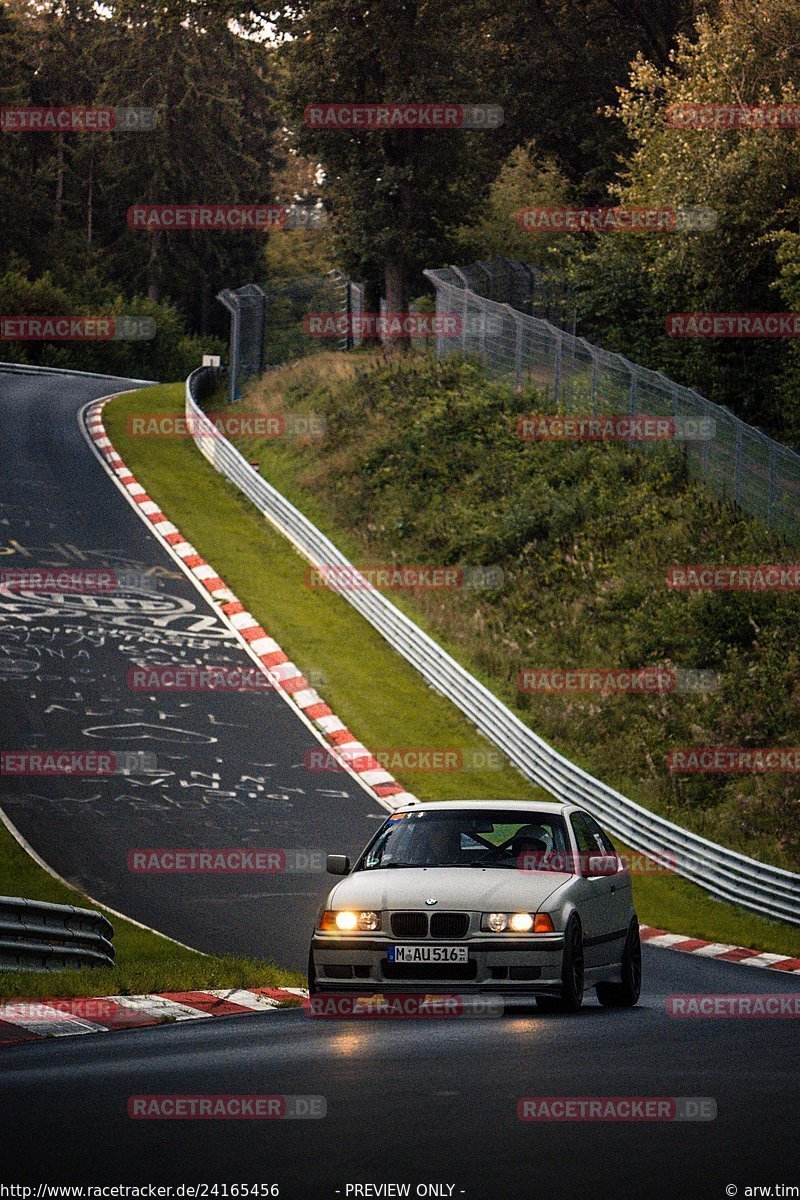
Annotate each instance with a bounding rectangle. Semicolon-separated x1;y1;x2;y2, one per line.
308;799;641;1011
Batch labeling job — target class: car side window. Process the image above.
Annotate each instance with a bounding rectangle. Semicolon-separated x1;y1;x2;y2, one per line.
581;812;617;856
570;813;596;854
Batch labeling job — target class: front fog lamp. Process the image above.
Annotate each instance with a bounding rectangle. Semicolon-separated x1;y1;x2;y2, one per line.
320;910;381;932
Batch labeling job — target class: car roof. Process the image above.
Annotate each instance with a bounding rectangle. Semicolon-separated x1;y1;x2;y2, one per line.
392;799;575;814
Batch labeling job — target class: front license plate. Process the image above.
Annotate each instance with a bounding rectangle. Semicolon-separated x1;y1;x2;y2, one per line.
387;944;468;964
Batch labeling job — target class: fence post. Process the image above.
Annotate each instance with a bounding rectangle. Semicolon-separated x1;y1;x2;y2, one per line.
503;304;524;390
768;441;778;527
449;266;471;356
476;261;494;299
734;422;744;506
553;329;562;409
217;288;240;404
590;346;599;414
627;359;638;420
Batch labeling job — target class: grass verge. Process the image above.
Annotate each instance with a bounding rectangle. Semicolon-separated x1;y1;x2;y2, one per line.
98;379;800;959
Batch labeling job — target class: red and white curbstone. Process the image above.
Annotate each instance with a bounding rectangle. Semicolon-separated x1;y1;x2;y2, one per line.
83;399;417;810
0;987;308;1045
640;925;800;974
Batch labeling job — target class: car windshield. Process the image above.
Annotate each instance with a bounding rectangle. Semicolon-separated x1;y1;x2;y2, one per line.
357;809;571;871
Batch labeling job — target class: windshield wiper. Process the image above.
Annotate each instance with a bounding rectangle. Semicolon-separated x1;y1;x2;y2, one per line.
362;862;417;870
465;859;517;867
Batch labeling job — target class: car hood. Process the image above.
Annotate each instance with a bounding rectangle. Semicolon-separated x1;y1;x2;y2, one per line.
328;867;572;912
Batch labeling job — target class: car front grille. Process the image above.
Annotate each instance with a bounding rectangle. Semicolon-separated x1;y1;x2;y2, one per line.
430;912;469;938
390;912;429;938
389;912;470;938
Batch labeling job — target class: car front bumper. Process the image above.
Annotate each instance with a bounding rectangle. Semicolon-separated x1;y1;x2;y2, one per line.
310;933;566;994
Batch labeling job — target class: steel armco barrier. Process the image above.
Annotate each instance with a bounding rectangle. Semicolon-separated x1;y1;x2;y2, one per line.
0;896;115;971
186;370;800;925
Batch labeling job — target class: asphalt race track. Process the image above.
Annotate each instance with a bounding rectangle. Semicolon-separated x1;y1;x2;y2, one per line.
0;367;384;966
1;369;798;1200
1;947;799;1198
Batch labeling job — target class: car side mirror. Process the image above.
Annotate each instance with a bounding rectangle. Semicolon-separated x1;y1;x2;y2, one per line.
326;854;350;876
586;854;618;877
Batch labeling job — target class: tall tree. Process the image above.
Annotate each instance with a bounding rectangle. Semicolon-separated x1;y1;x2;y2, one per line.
568;0;800;437
479;0;702;198
273;0;500;312
96;0;279;332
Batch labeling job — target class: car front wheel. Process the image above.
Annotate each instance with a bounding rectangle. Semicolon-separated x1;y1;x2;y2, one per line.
537;915;584;1013
596;919;642;1008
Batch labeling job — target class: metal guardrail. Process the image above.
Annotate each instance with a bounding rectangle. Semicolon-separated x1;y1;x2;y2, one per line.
186;369;800;925
0;896;115;972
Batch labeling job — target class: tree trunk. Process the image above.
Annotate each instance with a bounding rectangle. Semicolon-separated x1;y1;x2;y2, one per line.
147;229;162;301
384;257;408;352
86;156;93;244
359;278;382;347
54;133;64;224
201;282;211;336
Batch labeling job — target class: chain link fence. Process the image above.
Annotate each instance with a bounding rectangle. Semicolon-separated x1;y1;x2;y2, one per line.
425;260;800;542
443;257;577;332
220;272;366;381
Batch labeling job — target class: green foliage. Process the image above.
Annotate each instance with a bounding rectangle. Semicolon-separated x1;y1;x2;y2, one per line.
248;353;800;870
0;0;277;346
771;230;800;441
273;0;502;306
0;267;222;378
567;1;800;440
477;0;697;197
454;142;575;269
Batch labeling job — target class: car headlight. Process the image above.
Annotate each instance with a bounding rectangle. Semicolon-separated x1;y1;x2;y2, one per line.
481;912;554;933
320;910;381;932
484;912;510;932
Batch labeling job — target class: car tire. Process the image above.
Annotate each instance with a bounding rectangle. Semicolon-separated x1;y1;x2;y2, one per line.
596;919;642;1008
307;948;318;998
537;915;584;1013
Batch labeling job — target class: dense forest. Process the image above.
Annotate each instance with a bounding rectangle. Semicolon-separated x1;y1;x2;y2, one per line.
1;0;799;439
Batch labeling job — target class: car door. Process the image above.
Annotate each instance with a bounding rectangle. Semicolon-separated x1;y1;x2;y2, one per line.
577;811;631;964
569;811;619;967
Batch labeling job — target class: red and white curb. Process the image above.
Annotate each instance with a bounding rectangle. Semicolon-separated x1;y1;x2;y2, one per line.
640;925;800;974
83;399;417;810
0;987;308;1045
2;930;797;1047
